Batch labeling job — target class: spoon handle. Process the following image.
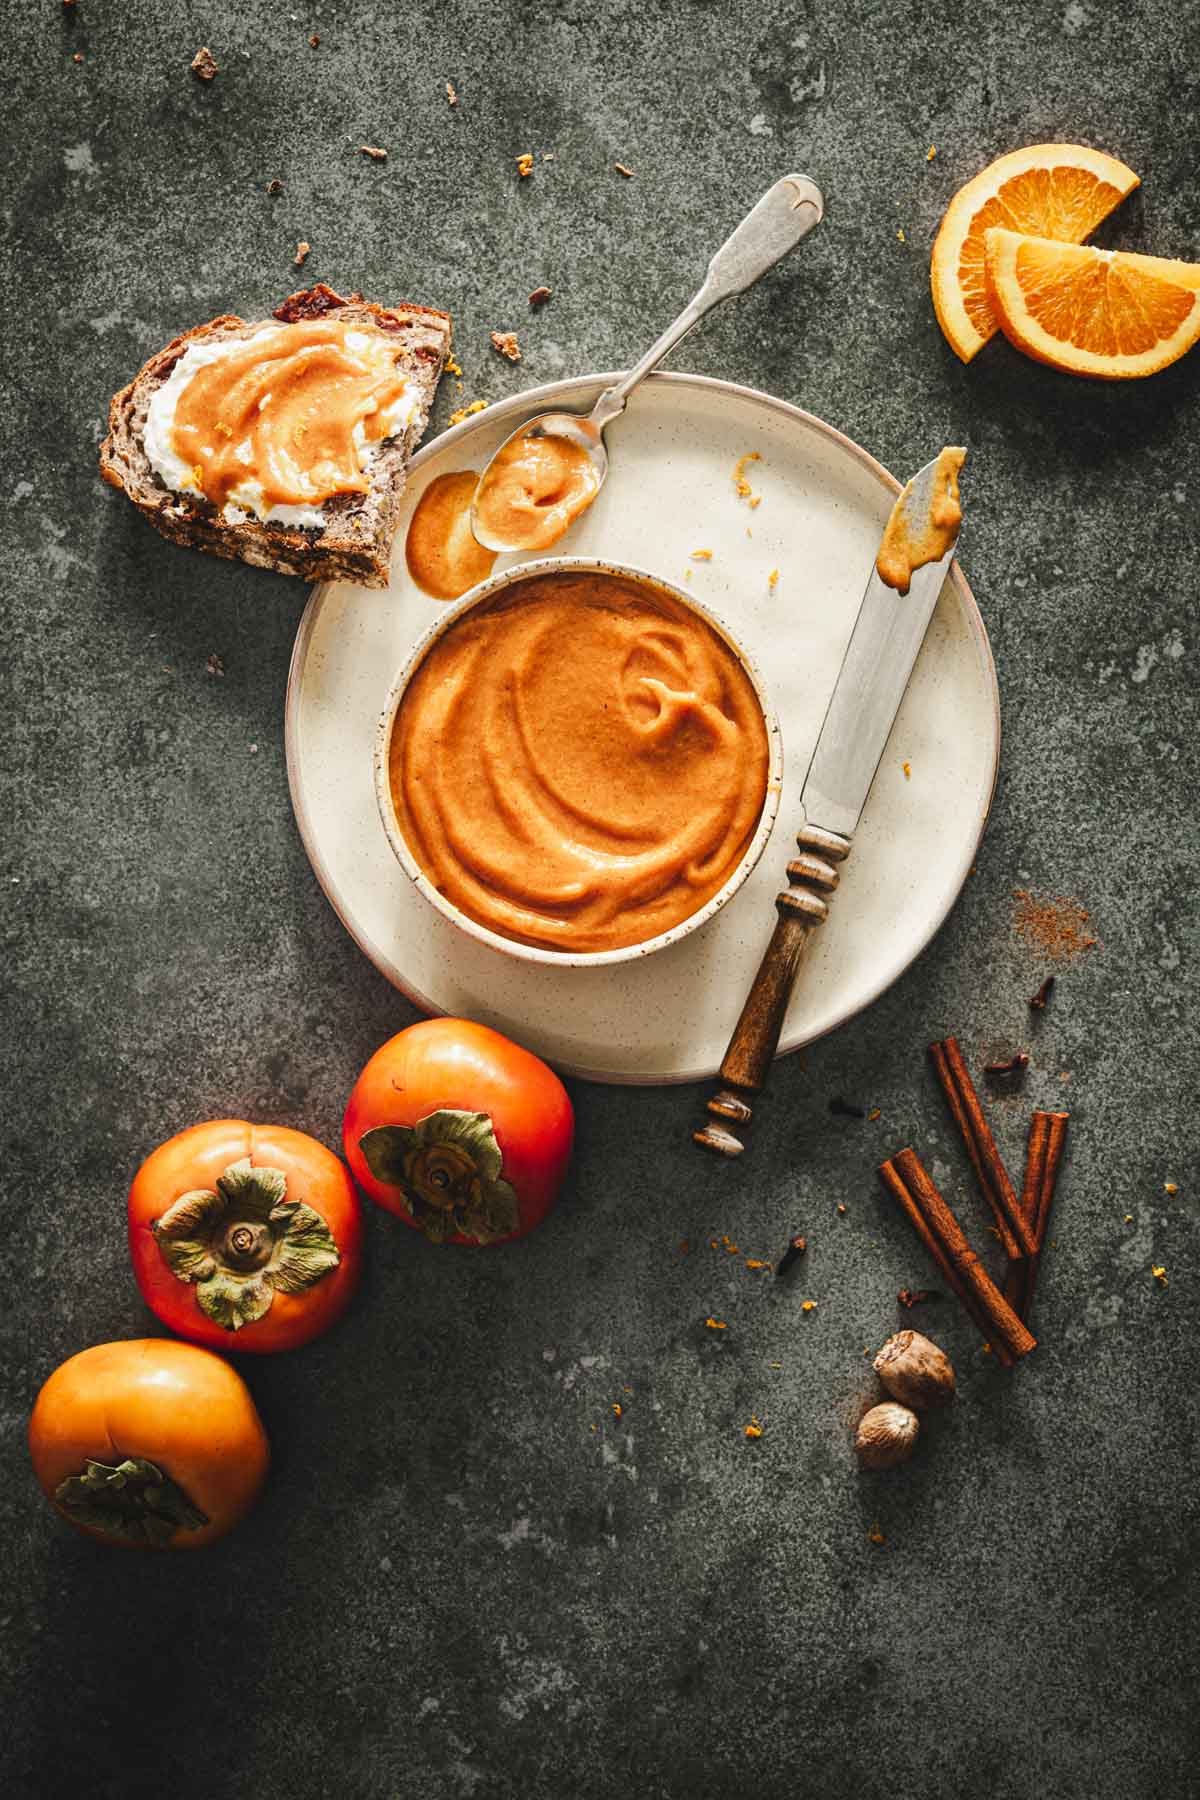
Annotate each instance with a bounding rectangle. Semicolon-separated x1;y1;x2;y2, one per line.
591;174;824;429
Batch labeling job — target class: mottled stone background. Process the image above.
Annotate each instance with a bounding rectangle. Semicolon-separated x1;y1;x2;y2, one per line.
3;3;1197;1796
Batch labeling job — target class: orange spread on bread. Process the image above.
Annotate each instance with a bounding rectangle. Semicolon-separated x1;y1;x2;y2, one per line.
171;319;412;510
388;569;770;952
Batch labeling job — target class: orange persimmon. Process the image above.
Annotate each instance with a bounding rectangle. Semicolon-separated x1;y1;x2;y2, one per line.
128;1121;363;1352
29;1338;269;1549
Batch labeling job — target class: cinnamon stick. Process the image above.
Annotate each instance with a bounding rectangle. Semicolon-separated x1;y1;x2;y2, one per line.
1004;1111;1069;1321
879;1158;1014;1367
886;1149;1036;1362
929;1037;1037;1258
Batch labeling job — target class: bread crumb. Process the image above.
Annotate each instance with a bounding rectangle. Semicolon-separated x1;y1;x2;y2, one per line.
490;330;522;362
612;1403;622;1417
294;241;311;266
691;548;713;561
744;1416;763;1439
1152;1265;1168;1286
902;760;911;779
309;33;320;48
446;79;458;105
206;653;225;678
867;1524;886;1546
867;1107;881;1122
768;568;779;589
705;1317;727;1331
249;743;259;755
836;1203;847;1216
448;400;488;425
1165;1182;1178;1195
744;1258;768;1270
359;144;388;160
191;46;218;81
266;178;283;195
516;152;534;178
1124;1213;1133;1223
614;161;635;178
721;1235;739;1254
896;227;906;243
73;51;85;63
801;1299;817;1313
926;144;937;161
529;286;552;306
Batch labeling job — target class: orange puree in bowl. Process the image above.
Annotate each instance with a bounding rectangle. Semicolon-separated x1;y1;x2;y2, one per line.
387;570;770;953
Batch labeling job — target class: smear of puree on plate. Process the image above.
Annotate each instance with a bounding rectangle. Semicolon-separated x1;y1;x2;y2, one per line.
406;471;497;600
875;446;966;595
472;431;601;552
388;569;770;953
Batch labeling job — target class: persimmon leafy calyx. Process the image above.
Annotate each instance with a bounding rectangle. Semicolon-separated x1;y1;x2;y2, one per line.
152;1157;340;1330
358;1109;520;1244
55;1457;209;1546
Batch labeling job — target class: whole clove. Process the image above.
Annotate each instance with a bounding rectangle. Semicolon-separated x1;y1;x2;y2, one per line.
829;1096;866;1119
984;1052;1030;1078
775;1233;807;1278
1029;975;1056;1012
898;1287;937;1308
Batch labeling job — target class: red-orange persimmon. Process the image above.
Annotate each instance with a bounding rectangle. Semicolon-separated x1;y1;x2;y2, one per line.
343;1019;573;1246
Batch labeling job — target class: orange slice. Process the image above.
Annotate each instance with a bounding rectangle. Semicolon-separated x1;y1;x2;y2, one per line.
930;144;1139;362
984;230;1200;378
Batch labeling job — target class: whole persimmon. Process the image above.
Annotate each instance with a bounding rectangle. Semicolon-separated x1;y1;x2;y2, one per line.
343;1019;573;1246
29;1338;269;1549
128;1121;362;1353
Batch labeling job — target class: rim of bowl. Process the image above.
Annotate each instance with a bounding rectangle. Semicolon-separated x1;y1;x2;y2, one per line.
372;555;785;968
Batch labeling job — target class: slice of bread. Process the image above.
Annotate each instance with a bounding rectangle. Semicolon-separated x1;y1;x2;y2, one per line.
100;283;452;588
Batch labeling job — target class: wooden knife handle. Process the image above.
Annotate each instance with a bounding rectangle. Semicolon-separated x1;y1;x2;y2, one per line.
694;824;850;1156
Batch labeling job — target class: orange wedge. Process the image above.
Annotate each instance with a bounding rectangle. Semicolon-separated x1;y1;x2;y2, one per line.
984;230;1200;378
930;144;1139;362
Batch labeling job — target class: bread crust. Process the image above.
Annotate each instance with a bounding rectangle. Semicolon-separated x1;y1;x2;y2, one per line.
99;285;452;588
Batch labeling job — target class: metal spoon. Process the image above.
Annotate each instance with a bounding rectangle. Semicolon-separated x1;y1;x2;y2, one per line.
470;174;825;553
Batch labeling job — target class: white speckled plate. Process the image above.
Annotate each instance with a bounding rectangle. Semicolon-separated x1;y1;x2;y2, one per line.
286;373;999;1084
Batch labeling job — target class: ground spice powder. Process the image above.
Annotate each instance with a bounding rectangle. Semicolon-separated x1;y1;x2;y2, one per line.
1012;889;1098;960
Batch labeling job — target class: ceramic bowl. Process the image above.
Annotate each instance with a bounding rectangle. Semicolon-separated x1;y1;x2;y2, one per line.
373;556;783;967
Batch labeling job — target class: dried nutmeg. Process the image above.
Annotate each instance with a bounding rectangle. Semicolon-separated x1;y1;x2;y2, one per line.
855;1401;920;1469
874;1330;956;1410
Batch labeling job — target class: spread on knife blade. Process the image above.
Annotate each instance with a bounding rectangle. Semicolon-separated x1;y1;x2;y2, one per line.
876;446;966;595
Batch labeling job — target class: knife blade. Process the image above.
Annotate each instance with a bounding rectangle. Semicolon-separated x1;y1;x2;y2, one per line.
693;452;963;1156
801;453;960;837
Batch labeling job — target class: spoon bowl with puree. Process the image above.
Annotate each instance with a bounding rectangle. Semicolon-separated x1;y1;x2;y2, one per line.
470;174;824;555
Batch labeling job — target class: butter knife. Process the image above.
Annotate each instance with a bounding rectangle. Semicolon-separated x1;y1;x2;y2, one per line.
693;452;964;1156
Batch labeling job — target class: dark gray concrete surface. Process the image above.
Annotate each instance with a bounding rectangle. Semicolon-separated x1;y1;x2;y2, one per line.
4;3;1198;1796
